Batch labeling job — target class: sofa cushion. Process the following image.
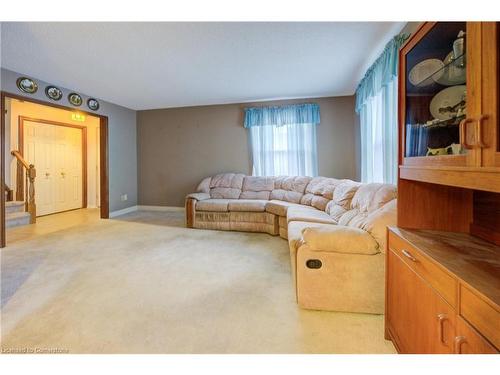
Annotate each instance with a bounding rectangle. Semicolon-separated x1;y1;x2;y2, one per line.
350;183;397;213
208;173;245;199
325;181;361;222
270;176;311;203
196;177;212;194
210;173;245;189
357;199;397;252
287;206;336;225
227;200;268;212
196;199;233;212
240;176;274;200
265;200;303;216
239;190;271;200
242;176;275;192
300;177;344;210
210;187;242;199
301;225;379;255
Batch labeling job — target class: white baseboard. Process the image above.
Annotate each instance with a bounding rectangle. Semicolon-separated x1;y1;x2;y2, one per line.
109;205;138;218
137;205;184;212
110;205;184;218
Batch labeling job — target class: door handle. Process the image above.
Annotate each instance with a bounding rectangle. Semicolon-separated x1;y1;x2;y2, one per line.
437;313;448;344
61;172;66;178
45;172;50;178
454;335;466;354
401;249;417;262
475;115;488;148
459;118;475;149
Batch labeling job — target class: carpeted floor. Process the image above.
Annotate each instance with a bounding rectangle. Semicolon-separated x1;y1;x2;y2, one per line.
1;209;396;354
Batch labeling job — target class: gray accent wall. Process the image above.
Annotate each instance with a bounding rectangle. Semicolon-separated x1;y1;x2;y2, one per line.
1;68;138;213
137;96;358;207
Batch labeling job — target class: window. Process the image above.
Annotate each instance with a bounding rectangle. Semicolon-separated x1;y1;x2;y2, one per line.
248;122;318;176
244;103;320;177
356;34;408;184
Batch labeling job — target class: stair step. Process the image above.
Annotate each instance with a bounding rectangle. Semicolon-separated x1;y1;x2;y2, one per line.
6;201;25;214
6;211;31;229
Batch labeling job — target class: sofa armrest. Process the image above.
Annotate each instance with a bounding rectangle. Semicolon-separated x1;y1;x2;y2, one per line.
186;192;210;201
301;226;379;255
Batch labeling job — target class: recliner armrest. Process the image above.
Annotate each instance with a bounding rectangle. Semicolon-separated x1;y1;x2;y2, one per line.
186;192;210;201
301;226;379;255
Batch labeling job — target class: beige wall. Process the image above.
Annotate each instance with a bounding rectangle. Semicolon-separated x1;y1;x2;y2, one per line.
137;96;358;207
6;99;101;208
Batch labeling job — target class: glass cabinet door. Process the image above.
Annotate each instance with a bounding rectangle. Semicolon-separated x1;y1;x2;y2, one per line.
403;22;473;164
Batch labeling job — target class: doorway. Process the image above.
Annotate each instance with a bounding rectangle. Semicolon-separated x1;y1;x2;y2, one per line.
0;92;109;247
21;117;87;216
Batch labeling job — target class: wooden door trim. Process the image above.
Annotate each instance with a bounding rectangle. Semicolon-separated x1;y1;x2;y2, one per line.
18;116;88;212
0;91;110;248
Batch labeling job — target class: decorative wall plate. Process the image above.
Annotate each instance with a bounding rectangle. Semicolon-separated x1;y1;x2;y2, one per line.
68;93;83;106
45;86;63;101
430;85;466;120
409;59;444;87
16;77;38;94
87;98;100;111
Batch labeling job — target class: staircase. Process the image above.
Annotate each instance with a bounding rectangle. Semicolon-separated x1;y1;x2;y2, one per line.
6;201;31;228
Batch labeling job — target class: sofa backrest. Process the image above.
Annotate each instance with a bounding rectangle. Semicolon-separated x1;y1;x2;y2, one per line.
325;180;362;222
300;177;345;211
269;176;312;203
240;176;275;200
204;173;246;199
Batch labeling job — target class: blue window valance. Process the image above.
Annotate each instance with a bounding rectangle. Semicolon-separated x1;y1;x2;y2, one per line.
244;103;320;128
355;33;409;113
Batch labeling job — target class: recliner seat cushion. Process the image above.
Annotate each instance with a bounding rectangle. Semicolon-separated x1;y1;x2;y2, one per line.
265;200;304;216
227;200;268;212
287;206;335;225
196;199;233;212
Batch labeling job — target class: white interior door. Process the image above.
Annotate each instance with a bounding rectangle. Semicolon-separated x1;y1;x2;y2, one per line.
24;121;83;216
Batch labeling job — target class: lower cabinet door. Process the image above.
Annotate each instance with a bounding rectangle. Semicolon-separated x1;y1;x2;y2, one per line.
455;317;499;354
386;248;456;353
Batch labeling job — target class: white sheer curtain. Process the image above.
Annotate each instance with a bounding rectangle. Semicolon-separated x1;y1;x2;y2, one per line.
359;74;398;184
249;123;318;177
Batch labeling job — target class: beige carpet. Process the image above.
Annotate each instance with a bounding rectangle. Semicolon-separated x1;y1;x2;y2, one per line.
1;209;396;354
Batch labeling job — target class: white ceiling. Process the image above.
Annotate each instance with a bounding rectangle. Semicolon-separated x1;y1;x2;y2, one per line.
1;22;405;110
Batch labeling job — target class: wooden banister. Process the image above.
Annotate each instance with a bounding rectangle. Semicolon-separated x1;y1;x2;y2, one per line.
11;150;30;169
10;150;36;223
4;184;13;202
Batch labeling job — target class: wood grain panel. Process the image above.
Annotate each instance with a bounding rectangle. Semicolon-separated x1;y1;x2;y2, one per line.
460;284;500;349
455;316;498;353
386;247;456;353
397;179;473;232
388;230;457;308
471;190;500;245
400;165;500;193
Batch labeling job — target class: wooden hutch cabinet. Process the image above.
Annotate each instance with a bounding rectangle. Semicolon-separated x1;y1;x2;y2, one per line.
386;22;500;354
399;22;500;191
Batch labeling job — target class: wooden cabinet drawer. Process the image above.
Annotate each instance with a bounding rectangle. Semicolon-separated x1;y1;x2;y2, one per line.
460;284;500;349
388;231;458;308
455;316;499;354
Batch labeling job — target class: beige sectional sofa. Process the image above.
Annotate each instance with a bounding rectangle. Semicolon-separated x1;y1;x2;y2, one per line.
185;173;397;314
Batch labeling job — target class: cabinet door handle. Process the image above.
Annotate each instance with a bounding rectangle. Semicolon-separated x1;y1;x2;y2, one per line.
437;313;448;344
454;335;466;354
475;115;488;148
459;118;475;149
402;249;417;262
